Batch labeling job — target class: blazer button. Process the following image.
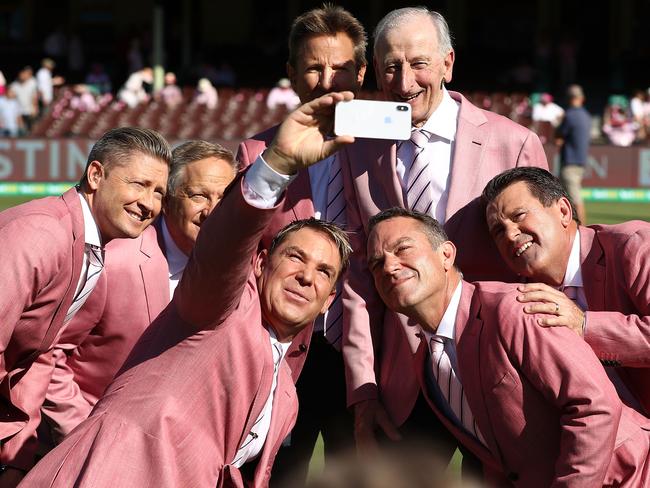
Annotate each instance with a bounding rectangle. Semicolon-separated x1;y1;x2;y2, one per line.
507;472;519;482
298;343;307;353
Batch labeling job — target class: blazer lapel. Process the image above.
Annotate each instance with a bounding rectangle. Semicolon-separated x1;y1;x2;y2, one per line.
454;282;504;471
377;141;404;208
45;189;86;348
253;363;297;486
139;230;170;322
445;92;488;220
579;226;605;310
414;308;497;471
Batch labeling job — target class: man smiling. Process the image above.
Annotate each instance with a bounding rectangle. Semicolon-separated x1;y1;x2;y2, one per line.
366;206;650;487
39;141;237;445
483;167;650;415
337;6;548;458
22;92;355;488
0;127;170;485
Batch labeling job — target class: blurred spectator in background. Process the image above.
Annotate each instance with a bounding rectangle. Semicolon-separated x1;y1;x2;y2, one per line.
36;58;65;113
118;67;153;108
557;84;590;223
532;92;565;127
85;63;112;95
0;70;6;96
602;95;637;147
69;84;100;112
10;66;38;132
630;89;650;142
194;77;218;109
266;77;300;110
0;87;25;137
156;72;183;108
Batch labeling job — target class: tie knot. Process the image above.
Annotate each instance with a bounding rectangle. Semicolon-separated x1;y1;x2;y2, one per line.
410;129;430;149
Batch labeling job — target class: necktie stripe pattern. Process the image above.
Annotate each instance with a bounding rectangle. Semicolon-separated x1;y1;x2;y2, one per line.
65;244;104;323
407;129;435;215
430;337;486;444
324;156;346;350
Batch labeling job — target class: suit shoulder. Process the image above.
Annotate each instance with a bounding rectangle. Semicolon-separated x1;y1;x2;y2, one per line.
480;108;535;138
591;221;650;242
238;125;278;167
473;281;532;338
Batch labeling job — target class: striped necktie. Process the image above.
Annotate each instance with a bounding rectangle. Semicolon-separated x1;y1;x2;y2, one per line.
406;129;434;214
322;155;346;350
429;336;485;444
65;243;104;323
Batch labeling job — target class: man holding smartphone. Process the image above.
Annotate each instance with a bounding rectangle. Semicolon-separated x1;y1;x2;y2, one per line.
338;6;550;465
236;5;366;485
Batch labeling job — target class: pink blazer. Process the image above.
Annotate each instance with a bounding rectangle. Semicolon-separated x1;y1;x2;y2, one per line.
21;177;298;488
0;188;85;470
578;222;650;413
340;92;549;425
237;126;314;381
414;280;650;487
41;223;170;440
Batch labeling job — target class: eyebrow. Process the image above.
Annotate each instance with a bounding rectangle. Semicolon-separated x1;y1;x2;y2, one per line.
285;245;338;275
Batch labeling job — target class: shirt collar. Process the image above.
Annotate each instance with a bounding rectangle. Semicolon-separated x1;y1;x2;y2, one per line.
267;325;291;360
77;191;102;247
161;216;189;277
423;280;463;343
420;87;460;143
562;229;583;288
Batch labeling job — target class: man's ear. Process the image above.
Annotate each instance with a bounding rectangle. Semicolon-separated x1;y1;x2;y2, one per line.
557;197;574;227
86;161;104;191
254;249;269;279
441;240;457;271
357;63;367;86
320;286;337;315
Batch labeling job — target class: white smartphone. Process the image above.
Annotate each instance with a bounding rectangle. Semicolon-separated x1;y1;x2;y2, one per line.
334;100;412;140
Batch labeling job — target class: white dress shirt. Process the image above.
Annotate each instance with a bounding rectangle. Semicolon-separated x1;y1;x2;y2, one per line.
161;217;189;299
232;328;290;467
396;88;459;223
74;192;103;296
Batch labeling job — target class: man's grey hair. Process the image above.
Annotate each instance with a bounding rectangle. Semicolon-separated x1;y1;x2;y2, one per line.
167;140;238;197
79;127;172;186
373;7;453;58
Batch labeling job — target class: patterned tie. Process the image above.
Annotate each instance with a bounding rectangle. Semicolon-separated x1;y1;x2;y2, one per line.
64;244;104;323
406;129;434;214
429;336;485;444
322;155;346;350
232;341;284;467
561;285;584;309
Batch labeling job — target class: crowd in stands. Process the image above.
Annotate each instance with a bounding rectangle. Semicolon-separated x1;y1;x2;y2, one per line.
1;58;650;147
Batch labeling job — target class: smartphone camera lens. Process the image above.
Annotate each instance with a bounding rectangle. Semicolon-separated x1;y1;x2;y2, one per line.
396;105;408;112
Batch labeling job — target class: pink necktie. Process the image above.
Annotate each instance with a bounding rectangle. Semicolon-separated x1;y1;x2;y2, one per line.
429;336;485;444
406;129;434;214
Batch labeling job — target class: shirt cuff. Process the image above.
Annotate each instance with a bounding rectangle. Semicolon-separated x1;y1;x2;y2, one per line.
242;154;296;209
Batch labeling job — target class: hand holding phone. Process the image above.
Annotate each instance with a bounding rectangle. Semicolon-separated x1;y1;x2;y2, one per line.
334;100;412;140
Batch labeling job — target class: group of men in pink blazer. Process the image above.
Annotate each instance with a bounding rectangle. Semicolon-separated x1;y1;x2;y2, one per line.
0;4;649;488
0;127;172;485
38;140;238;444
